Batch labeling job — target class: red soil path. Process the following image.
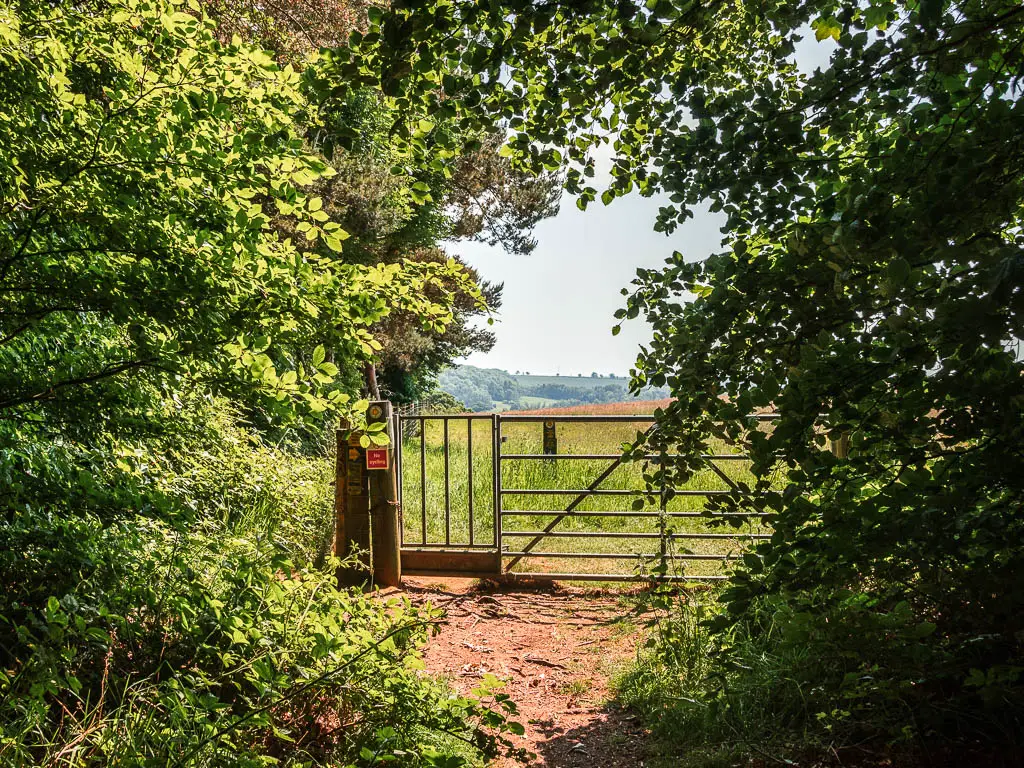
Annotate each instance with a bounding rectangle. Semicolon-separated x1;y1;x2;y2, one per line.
396;578;653;767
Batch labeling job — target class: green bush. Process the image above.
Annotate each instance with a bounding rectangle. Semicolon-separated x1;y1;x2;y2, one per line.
0;512;518;766
0;391;521;767
620;586;1024;767
158;397;336;567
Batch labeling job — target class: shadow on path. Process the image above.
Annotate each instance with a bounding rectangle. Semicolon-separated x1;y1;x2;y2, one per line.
530;702;649;767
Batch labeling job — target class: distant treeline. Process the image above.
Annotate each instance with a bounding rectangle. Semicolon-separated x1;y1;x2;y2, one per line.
438;365;669;411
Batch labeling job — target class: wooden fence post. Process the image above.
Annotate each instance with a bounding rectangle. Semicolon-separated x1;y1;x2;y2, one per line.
335;420;372;588
367;401;401;587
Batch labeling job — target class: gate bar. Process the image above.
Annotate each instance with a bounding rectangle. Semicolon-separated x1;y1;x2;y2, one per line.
402;543;501;549
399;414;495;419
494;414;502;551
467;418;474;546
420;416;426;544
443;419;450;546
501;531;772;539
501;414;779;422
500;453;750;461
501;415;655;422
499;509;771;518
402;547;497;553
503;551;741;560
502;488;741;496
502;572;729;582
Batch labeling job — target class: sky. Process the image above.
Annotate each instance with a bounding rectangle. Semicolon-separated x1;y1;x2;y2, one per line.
451;192;724;377
450;32;834;378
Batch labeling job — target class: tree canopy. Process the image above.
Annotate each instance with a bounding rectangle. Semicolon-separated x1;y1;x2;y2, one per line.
0;0;485;435
335;0;1024;750
0;2;526;763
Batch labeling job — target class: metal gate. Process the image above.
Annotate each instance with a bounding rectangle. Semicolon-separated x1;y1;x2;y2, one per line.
396;412;774;582
395;414;501;577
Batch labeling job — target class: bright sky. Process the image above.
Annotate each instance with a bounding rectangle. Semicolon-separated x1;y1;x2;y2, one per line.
452;193;724;377
452;33;834;378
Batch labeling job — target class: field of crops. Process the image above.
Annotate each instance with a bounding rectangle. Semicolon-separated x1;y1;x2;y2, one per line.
398;402;772;581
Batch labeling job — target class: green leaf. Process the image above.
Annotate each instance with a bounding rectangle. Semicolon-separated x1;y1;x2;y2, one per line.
886;257;911;286
812;16;842;41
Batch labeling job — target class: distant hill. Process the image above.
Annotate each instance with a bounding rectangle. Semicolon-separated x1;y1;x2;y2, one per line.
501;399;673;416
437;365;669;412
511;373;627;389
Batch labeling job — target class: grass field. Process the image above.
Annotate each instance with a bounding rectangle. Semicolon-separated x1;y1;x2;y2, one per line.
398;402;772;581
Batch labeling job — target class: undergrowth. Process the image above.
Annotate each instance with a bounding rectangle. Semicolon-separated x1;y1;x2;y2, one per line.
0;393;521;767
618;586;1024;768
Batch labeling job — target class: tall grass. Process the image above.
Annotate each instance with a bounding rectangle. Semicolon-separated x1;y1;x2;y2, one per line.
399;410;770;579
615;584;1024;768
615;593;825;768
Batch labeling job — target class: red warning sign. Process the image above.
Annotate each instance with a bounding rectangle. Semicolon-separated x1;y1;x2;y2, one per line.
366;447;389;470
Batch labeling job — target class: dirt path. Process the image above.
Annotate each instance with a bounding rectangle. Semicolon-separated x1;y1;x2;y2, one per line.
398;578;652;767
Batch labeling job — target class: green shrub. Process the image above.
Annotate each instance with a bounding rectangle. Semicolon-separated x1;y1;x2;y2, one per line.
0;387;522;767
620;586;1024;767
157;396;336;566
0;512;519;767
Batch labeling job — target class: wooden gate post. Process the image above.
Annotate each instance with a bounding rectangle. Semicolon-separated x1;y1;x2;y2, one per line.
367;401;401;587
335;420;372;588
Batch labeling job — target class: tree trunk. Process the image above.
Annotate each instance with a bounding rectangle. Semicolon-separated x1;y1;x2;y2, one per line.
364;362;381;400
